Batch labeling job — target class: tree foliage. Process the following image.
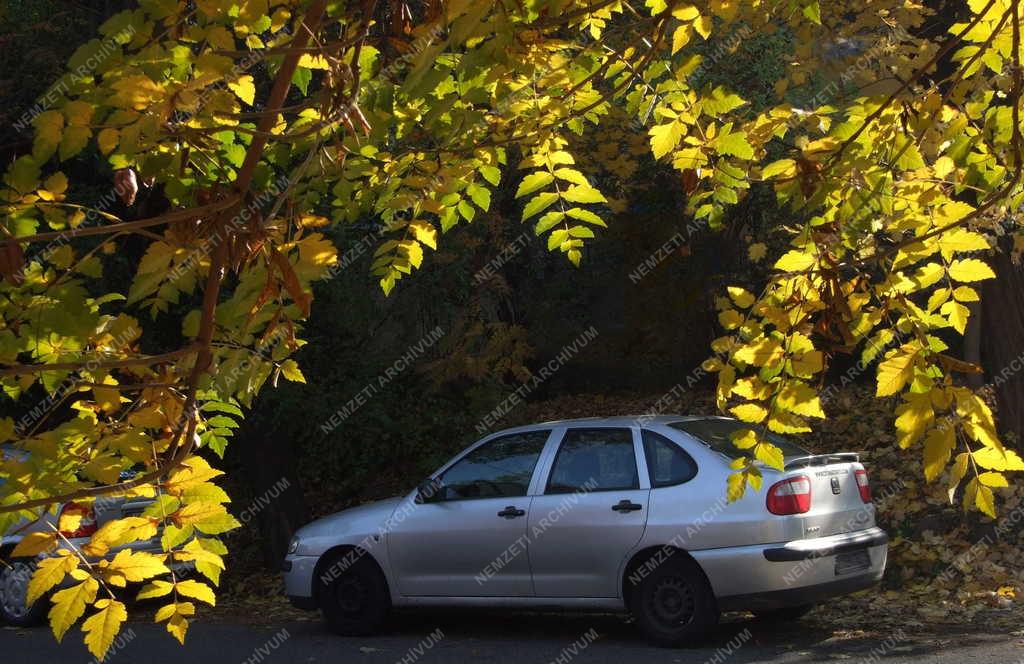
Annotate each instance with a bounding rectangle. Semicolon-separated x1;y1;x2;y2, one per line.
1;0;1023;656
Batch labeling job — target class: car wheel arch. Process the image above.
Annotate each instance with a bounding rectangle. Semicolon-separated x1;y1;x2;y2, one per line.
621;545;714;605
312;545;390;603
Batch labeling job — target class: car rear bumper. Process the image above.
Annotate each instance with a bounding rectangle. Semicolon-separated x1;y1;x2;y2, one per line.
762;527;888;562
694;526;888;611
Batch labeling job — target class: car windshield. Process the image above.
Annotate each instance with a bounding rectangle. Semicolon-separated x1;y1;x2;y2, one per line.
668;418;809;460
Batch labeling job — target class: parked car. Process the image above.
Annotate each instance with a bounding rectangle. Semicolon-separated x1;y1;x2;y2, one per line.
282;416;888;646
0;448;179;625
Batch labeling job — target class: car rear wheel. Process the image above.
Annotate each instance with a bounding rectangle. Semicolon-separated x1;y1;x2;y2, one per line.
0;559;47;626
628;557;718;647
319;554;391;636
752;604;814;622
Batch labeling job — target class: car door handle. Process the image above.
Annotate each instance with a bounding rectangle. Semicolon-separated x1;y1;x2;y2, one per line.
497;506;526;519
611;500;643;513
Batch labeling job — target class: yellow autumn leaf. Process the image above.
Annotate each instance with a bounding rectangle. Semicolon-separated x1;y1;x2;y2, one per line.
978;471;1009;488
773;250;815;272
165;456;225;495
82;599;127;660
733;336;783;366
174;538;226;570
732;377;772;400
156;601;195;644
940;300;970;334
876;344;919;397
408;220;438;250
895;393;934;449
168;613;190;644
227;75;256;105
726;469;747;502
947;258;995;282
82;516;159;557
11;531;56;558
28;553;78;605
727;286;755;308
49;576;99;642
174;502;241;535
104;549;170;584
767;411;811;434
937;229;989;260
776;382;825;418
753;442;785;470
136;579;174;600
671;24;691;54
97;128;119;155
718;309;742;329
730;428;759;449
974;482;996;518
671;5;700;20
747;242;767;262
730;402;768;423
694;15;712;39
175;579;216;606
923;427;954;481
972;446;1024;471
948;453;969;504
649;120;685;160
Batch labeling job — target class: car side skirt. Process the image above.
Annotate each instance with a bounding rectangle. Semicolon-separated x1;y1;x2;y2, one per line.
392;596;627;611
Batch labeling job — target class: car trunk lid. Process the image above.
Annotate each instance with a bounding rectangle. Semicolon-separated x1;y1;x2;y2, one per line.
783;454;874;538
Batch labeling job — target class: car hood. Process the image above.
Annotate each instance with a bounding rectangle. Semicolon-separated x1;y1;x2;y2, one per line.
294;496;405;545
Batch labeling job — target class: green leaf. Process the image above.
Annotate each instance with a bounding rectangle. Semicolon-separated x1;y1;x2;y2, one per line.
566;208;607;227
715;129;754;160
291;67;312;95
480;165;501;186
515;171;554;198
534;211;565;235
649;120;684;160
521;192;559;221
561;184;607;204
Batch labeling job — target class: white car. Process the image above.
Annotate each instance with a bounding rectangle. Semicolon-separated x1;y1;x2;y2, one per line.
282;416;887;646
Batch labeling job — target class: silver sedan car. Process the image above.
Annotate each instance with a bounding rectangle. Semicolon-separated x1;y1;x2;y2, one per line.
282;416;887;645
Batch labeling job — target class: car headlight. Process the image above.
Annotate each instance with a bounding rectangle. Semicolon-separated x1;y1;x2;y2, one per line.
287;537;299;555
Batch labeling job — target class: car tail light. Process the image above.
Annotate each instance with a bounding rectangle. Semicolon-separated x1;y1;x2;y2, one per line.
766;476;812;515
855;469;872;503
58;502;98;539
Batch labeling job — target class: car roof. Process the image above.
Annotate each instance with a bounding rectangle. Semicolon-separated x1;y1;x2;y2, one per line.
486;414;733;437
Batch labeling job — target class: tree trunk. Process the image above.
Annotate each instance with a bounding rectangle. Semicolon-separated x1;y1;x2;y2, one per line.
981;244;1024;444
235;428;310;568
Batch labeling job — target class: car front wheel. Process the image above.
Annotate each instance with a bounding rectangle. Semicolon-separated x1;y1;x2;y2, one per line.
0;559;47;626
318;554;391;636
628;557;719;647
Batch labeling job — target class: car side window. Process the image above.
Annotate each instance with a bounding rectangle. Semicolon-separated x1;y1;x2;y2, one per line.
642;430;697;487
437;430;549;501
546;428;638;494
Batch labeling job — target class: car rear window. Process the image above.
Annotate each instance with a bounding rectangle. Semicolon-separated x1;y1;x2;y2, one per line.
668;419;808;460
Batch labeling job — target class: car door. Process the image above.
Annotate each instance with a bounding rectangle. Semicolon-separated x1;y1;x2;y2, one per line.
526;426;650;598
387;429;551;597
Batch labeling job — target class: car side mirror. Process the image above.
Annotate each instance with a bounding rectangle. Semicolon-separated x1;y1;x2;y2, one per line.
416;478;443;504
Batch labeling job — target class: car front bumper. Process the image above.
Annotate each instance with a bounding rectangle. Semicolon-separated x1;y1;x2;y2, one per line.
281;553;319;610
694;526;888;611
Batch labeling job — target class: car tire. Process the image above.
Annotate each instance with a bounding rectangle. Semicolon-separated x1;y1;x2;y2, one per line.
0;559;47;627
752;604;814;622
318;554;391;636
628;556;719;647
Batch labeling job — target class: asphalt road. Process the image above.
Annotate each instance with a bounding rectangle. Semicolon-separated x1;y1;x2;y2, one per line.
2;611;1022;664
